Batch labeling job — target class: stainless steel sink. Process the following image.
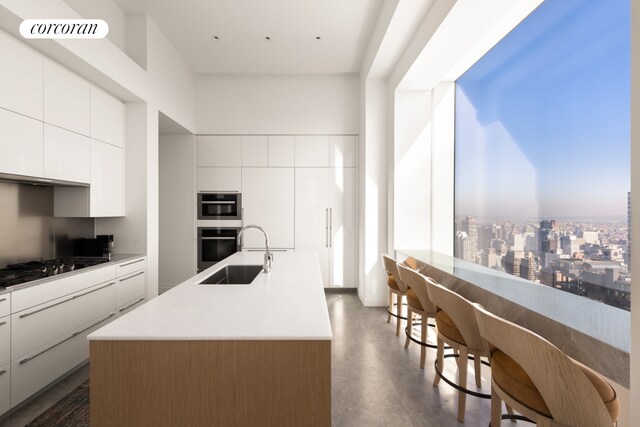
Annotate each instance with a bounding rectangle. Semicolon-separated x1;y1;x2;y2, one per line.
199;265;263;285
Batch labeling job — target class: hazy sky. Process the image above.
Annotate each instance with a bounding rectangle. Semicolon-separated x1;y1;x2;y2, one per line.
455;0;630;220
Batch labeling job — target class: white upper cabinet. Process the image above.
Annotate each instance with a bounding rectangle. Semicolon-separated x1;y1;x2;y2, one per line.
0;31;43;120
43;59;90;136
90;140;124;217
197;167;242;192
241;168;294;249
197;136;241;167
91;86;124;148
268;136;295;167
330;136;357;168
0;108;43;178
43;124;91;184
294;136;330;167
241;136;268;167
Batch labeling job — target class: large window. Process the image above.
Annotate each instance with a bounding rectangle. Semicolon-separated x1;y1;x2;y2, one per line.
454;0;630;310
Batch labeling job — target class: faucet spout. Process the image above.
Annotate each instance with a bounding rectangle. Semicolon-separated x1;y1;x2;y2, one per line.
238;224;272;273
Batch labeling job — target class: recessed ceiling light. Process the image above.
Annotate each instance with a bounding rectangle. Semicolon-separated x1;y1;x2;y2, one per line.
265;36;271;41
315;36;321;41
211;35;220;41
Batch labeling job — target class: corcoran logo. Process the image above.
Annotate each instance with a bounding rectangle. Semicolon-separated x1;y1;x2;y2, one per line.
19;19;109;39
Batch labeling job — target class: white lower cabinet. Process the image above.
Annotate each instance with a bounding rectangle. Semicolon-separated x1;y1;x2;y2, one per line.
295;167;356;288
0;363;9;416
11;313;114;407
0;257;147;414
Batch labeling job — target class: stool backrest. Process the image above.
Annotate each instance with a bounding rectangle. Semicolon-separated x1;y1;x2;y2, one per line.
473;303;615;426
381;254;408;292
424;277;488;354
397;264;437;314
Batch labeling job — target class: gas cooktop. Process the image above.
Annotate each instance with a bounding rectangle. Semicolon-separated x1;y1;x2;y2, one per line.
0;257;110;290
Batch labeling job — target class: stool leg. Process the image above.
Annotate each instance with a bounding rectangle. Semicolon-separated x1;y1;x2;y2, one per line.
387;289;392;323
419;315;427;369
491;385;502;427
395;294;403;336
457;347;468;422
404;309;412;349
474;355;482;388
433;335;444;386
505;405;516;423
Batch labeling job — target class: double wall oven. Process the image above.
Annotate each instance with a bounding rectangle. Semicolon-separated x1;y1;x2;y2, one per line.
197;192;242;272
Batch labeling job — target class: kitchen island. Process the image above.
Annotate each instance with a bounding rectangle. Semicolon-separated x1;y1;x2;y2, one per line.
88;251;332;427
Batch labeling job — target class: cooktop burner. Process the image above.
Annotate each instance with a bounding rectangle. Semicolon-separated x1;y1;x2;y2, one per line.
0;258;110;289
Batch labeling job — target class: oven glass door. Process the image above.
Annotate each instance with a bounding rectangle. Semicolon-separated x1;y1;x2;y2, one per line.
198;193;241;219
198;228;239;271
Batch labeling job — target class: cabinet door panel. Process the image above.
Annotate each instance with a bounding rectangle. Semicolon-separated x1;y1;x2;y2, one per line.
295;168;331;287
241;136;268;167
268;136;294;167
43;124;91;183
330;136;357;168
241;168;294;248
294;136;329;167
44;58;90;136
0;108;43;177
90;140;124;216
0;363;8;416
197;136;241;167
197;167;241;192
91;86;124;147
330;168;357;288
0;316;9;366
0;31;43;120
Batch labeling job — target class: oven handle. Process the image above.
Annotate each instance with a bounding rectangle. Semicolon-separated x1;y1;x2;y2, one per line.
201;201;236;205
201;237;236;240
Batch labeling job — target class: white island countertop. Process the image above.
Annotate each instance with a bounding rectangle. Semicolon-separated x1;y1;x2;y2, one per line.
88;251;333;340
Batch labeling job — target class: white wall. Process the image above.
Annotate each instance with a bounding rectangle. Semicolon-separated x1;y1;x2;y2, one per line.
393;90;431;250
195;74;359;135
159;133;196;291
63;0;126;52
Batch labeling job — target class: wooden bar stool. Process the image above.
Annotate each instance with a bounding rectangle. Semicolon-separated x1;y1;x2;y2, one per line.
473;303;620;427
424;277;491;423
397;264;438;369
381;254;409;336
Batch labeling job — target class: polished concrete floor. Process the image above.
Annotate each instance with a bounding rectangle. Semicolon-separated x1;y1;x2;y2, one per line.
1;292;527;427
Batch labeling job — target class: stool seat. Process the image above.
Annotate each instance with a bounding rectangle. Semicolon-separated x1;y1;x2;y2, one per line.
492;350;619;422
387;275;402;291
435;309;465;346
406;288;422;310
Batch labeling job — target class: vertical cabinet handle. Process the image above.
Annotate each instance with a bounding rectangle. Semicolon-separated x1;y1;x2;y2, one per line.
325;208;329;247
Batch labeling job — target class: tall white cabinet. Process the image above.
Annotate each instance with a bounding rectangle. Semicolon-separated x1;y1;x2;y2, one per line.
295;139;357;288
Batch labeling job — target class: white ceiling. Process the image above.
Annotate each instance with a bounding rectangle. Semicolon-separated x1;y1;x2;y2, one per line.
113;0;384;74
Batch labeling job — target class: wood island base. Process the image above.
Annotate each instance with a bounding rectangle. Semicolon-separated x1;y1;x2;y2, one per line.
90;340;331;427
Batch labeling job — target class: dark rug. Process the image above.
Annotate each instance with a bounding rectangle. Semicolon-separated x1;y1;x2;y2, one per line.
26;380;89;427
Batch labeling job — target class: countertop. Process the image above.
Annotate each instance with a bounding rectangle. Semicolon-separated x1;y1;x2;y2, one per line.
88;251;333;341
398;249;630;387
0;254;145;296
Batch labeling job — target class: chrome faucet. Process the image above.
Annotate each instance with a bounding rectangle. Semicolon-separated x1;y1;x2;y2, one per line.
237;224;273;273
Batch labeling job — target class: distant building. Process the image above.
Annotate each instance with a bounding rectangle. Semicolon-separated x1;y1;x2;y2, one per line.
581;231;600;245
628;191;631;267
519;253;536;281
456;231;475;262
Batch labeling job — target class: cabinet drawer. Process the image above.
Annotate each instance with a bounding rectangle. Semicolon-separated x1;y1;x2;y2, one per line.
116;271;146;308
0;294;9;318
0;316;9;366
116;257;146;277
12;265;116;313
117;297;145;318
11;312;114;407
0;363;9;416
12;281;115;360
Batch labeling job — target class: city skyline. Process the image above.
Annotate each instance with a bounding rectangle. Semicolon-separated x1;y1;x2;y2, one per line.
455;0;630;219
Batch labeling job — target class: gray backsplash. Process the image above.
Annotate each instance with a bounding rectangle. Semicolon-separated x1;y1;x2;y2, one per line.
0;181;95;267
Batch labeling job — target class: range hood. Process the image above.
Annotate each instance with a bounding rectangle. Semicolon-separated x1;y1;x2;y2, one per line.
0;172;89;187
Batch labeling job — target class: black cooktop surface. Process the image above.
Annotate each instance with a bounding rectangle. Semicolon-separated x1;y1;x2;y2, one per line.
0;257;110;289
